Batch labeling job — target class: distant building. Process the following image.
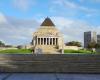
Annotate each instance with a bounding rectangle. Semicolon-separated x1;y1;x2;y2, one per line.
32;17;63;54
84;31;97;48
97;35;100;45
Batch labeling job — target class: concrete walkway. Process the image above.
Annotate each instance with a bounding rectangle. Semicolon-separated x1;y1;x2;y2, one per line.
0;73;100;80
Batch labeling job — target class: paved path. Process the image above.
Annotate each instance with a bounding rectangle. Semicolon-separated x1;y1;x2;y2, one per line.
0;73;100;80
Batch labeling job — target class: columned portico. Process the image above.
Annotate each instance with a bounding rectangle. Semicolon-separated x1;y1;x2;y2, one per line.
36;37;58;45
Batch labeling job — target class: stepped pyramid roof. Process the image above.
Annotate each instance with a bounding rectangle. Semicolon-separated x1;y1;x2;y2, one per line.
41;17;55;26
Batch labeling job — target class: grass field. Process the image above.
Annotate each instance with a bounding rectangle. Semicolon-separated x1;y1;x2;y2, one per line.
0;49;32;54
0;49;95;54
64;49;92;54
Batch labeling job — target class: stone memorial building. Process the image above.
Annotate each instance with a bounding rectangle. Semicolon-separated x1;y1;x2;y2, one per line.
32;17;63;54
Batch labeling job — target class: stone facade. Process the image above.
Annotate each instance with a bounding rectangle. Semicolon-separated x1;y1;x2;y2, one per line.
32;17;63;54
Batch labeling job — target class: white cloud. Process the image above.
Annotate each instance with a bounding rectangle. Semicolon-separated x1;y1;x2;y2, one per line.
79;0;100;3
0;13;8;23
52;0;77;9
0;12;39;45
12;0;35;11
51;0;97;13
51;16;100;45
94;0;100;3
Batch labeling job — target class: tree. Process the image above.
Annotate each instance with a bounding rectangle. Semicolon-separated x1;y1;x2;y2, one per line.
87;41;96;49
87;42;98;53
65;41;82;47
5;45;13;47
17;45;23;49
0;41;5;47
95;43;100;48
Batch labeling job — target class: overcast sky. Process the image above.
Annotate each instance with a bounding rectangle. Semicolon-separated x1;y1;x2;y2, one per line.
0;0;100;45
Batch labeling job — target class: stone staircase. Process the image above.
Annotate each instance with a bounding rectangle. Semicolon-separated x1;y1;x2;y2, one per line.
35;45;60;54
0;54;100;73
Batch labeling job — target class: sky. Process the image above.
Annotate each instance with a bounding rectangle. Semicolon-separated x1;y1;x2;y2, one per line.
0;0;100;46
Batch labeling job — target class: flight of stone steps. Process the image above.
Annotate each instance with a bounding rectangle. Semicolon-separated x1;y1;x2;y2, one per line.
35;45;60;54
0;54;100;73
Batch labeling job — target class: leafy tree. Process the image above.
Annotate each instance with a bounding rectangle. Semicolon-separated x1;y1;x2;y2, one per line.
17;45;23;49
87;42;99;53
87;41;96;49
95;43;100;48
0;41;5;47
5;45;13;47
65;41;82;47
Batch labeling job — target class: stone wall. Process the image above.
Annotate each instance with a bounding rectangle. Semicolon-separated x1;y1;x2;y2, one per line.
0;47;17;51
64;46;82;50
0;54;100;73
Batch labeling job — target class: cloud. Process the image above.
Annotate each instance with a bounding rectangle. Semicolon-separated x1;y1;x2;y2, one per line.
79;0;100;3
94;0;100;3
0;12;39;45
12;0;35;11
51;0;97;13
0;13;7;23
51;16;100;45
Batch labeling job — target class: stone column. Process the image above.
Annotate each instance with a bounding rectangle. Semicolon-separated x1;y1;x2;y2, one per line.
46;38;47;45
44;38;46;45
43;38;45;45
40;38;41;45
38;38;39;45
47;38;48;45
45;38;47;45
39;38;40;45
50;38;51;45
41;38;43;45
48;38;50;45
55;38;57;45
52;38;53;45
54;38;56;45
37;37;38;45
56;38;58;45
42;38;44;45
53;38;55;45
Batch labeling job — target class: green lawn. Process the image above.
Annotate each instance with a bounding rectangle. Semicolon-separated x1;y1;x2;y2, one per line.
0;49;95;54
0;49;32;54
64;49;92;54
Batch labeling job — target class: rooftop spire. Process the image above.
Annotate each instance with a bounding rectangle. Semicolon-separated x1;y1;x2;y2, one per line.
40;17;55;26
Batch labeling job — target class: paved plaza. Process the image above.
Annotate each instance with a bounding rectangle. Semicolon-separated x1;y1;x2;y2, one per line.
0;73;100;80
